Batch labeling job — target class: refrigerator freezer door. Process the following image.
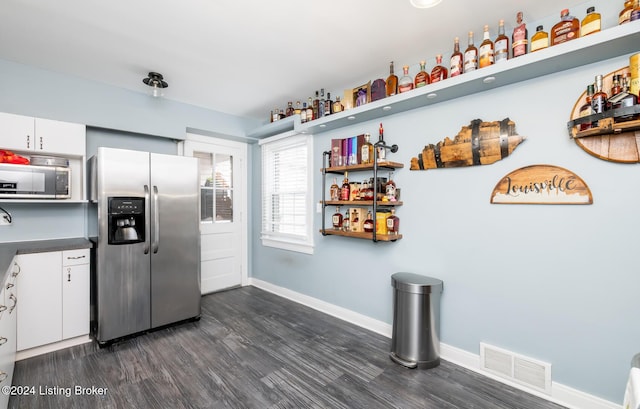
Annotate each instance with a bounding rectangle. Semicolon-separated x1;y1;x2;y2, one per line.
95;147;152;342
150;153;201;328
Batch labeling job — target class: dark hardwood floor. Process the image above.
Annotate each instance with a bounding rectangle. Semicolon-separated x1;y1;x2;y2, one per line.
10;286;566;408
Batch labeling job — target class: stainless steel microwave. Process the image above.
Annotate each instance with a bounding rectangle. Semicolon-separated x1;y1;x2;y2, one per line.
0;163;71;199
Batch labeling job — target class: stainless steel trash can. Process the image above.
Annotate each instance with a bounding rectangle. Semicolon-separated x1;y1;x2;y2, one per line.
390;273;443;369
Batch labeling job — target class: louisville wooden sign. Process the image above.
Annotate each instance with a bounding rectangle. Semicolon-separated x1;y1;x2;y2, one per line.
490;165;593;204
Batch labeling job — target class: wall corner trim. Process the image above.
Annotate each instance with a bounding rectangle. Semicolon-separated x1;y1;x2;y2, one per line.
248;278;620;409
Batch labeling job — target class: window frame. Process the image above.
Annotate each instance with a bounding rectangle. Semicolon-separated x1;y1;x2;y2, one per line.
259;131;314;255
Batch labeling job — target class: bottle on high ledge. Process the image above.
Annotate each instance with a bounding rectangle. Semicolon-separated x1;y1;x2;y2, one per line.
479;25;495;68
307;97;314;121
398;66;414;93
318;88;324;118
324;92;333;116
415;61;430;88
386;61;398;97
340;171;350;201
430;55;448;83
294;101;302;116
463;31;478;73
285;101;294;117
313;91;320;120
449;37;464;77
333;96;344;114
530;25;549;52
620;0;634;24
300;102;307;123
551;9;580;46
512;11;528;58
581;7;601;37
494;19;509;63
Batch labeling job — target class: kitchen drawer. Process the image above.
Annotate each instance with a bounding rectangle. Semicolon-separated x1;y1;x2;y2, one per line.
62;249;89;266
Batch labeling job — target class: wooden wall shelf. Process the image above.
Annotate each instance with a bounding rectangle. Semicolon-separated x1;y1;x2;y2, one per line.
320;229;402;242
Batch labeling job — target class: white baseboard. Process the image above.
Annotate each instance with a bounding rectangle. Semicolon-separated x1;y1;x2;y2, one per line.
16;335;91;361
249;278;620;409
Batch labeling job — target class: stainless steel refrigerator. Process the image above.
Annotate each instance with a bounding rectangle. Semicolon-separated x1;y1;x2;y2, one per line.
90;147;200;345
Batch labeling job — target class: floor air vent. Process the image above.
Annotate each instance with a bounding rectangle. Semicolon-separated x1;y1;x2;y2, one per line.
480;343;552;394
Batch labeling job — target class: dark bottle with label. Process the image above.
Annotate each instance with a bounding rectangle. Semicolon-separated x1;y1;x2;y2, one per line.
512;12;528;57
363;211;374;233
578;84;594;131
324;92;333;116
340;171;350;201
386;62;398;97
332;207;343;230
612;75;639;121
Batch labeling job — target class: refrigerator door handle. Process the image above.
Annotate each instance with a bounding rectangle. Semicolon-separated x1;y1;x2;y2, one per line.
152;185;159;254
144;185;150;254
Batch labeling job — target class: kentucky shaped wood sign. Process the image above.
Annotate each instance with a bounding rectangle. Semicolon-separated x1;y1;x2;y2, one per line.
490;165;593;204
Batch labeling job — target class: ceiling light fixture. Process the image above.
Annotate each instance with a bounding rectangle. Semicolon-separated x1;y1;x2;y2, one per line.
410;0;442;8
143;72;168;98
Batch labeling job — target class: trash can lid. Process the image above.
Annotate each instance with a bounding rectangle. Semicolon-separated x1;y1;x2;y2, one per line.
391;273;443;294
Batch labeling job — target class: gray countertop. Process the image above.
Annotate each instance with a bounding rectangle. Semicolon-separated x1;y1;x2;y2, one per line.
0;238;92;284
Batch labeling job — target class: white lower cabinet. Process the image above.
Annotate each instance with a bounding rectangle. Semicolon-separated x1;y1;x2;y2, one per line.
0;259;18;409
16;249;90;351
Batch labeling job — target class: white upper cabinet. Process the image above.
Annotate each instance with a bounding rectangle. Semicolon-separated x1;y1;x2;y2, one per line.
0;112;85;157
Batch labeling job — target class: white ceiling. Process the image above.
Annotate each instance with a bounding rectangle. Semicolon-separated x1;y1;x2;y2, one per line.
1;0;588;122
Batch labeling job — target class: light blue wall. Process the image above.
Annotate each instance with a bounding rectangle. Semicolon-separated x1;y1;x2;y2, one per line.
251;11;639;405
0;58;259;244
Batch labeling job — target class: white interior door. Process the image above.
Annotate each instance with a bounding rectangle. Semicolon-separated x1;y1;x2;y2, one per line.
183;136;247;294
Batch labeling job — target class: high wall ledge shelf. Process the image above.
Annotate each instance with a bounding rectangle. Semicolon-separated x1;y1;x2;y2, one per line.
247;22;640;140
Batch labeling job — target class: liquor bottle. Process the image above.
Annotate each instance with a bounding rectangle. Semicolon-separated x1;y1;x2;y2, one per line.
333;96;344;113
364;179;375;201
581;7;601;37
385;172;397;201
300;102;308;123
530;26;549;52
271;109;279;123
376;123;386;163
332;207;343;230
415;61;430;88
319;89;326;118
450;37;464;77
279;109;285;120
578;84;594;131
286;102;294;117
359;180;367;200
342;210;350;231
313;91;320;120
479;25;495;68
612;75;638;121
386;209;400;236
398;66;414;93
591;75;609;115
361;133;374;164
611;75;622;98
386;61;398;97
551;9;580;45
512;12;528;58
350;182;360;201
620;0;634;24
430;55;448;83
351;209;359;232
363;211;374;233
307;97;314;121
463;31;478;73
295;101;302;115
324;92;333;116
494;19;509;63
340;172;350;201
632;0;640;21
330;177;340;201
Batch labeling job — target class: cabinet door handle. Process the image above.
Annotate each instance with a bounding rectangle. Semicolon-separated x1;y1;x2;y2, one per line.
5;283;13;290
8;294;16;314
0;337;7;346
26;135;30;149
12;262;21;277
0;305;6;313
66;255;86;260
39;135;43;150
67;268;71;282
0;371;8;383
